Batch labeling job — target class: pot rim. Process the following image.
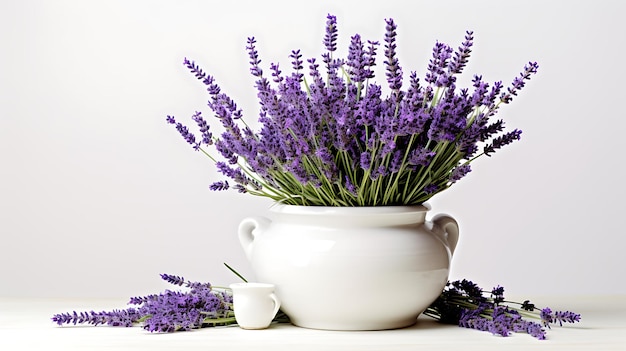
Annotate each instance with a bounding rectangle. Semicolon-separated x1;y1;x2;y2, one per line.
268;203;431;215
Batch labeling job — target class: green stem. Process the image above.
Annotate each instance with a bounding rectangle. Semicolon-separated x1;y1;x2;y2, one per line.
223;263;248;283
201;316;237;325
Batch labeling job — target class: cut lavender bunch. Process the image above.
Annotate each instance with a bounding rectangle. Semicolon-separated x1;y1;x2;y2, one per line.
52;274;236;333
167;14;538;206
423;280;581;340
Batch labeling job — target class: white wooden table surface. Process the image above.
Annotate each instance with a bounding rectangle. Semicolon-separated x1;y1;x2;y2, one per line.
1;296;624;350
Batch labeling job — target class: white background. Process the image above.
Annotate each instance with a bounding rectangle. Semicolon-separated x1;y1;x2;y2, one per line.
1;0;624;299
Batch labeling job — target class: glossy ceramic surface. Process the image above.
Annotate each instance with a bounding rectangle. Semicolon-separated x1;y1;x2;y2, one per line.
229;282;281;330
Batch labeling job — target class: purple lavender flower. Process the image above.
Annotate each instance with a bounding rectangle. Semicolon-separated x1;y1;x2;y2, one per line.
52;309;139;327
160;273;186;286
540;307;554;327
540;308;581;328
183;58;215;87
347;34;367;84
448;31;474;77
290;50;304;82
138;288;222;332
246;37;263;77
191;111;213;145
307;57;322;86
480;119;505;142
427;89;469;142
553;310;582;326
270;62;283;84
456;120;481;157
355;83;382;126
452;279;484;299
213;138;237;164
483;129;522;156
500;61;539;104
157;274;213;299
359;151;372;170
167;115;199;150
314;146;338;182
129;294;157;305
388;150;403;173
323;14;338;52
484;81;503;110
470;75;489;106
344;176;358;196
450;164;471;183
233;184;248;193
491;285;505;304
425;42;453;87
364;40;379;80
370;165;388;180
458;302;521;338
521;300;536;311
525;322;547;340
409;147;436;167
383;18;403;92
209;180;229;191
216;161;249;186
423;184;439;194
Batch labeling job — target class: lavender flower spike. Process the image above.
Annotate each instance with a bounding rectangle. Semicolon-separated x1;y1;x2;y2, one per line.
483;129;522;156
450;164;471;183
425;42;453;87
210;180;229;191
290;49;304;82
540;307;581;328
384;18;402;91
160;273;186;286
183;57;214;86
167;115;199;150
323;14;338;52
191;111;213;145
52;309;139;327
364;40;379;80
246;37;263;77
347;34;367;84
500;61;539;103
553;310;582;326
448;31;474;76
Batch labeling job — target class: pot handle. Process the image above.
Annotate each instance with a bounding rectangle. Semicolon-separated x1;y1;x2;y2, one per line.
269;292;281;320
238;216;271;261
432;214;460;257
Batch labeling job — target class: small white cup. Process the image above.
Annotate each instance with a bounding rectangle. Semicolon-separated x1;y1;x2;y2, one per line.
229;282;281;329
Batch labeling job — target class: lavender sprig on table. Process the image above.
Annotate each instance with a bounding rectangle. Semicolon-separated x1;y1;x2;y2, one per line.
52;274;235;333
52;274;579;339
423;279;581;340
167;14;538;206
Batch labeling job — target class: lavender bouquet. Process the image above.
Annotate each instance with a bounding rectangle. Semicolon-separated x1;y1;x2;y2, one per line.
52;274;236;333
168;14;538;206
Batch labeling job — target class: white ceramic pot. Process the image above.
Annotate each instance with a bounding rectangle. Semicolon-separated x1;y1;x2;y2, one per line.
237;204;459;331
